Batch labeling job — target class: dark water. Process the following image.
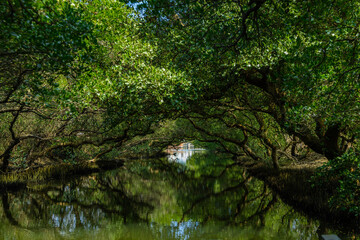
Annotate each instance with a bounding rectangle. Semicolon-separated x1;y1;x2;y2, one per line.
0;152;354;239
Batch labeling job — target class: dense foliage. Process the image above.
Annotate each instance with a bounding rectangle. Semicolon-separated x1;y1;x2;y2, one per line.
315;150;360;215
130;0;360;164
0;0;190;171
1;0;360;215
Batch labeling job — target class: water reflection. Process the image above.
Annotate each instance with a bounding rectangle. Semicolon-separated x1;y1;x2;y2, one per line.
0;153;354;239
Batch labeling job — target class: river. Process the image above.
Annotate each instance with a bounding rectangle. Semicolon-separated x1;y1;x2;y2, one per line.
0;150;355;239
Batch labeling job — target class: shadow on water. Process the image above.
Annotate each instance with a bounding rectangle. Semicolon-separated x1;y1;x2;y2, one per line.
0;152;358;239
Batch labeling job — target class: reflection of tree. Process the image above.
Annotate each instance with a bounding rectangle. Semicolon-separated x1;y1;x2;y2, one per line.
0;155;351;239
0;170;159;232
146;154;323;239
175;168;278;228
179;176;252;222
1;190;19;226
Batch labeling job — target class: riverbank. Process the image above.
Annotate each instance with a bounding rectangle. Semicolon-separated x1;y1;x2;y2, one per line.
0;159;124;188
243;154;360;233
0;151;168;186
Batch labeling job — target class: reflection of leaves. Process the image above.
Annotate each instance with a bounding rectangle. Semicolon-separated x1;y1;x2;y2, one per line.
0;168;161;231
0;155;334;239
179;176;251;222
2;192;19;226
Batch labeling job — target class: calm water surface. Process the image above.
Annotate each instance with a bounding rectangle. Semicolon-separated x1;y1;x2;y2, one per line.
0;151;353;239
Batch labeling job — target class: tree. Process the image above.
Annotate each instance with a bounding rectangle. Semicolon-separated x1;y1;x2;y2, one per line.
0;0;95;171
129;0;360;166
0;0;191;172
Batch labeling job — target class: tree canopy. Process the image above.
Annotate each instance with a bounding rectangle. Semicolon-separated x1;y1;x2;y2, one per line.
1;0;360;174
0;0;191;171
125;0;360;167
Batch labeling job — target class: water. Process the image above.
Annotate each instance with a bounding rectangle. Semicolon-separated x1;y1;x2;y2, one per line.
167;148;204;164
0;152;354;239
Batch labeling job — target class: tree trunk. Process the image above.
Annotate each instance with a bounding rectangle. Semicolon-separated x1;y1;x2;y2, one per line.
271;147;280;170
1;139;19;172
323;124;341;160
